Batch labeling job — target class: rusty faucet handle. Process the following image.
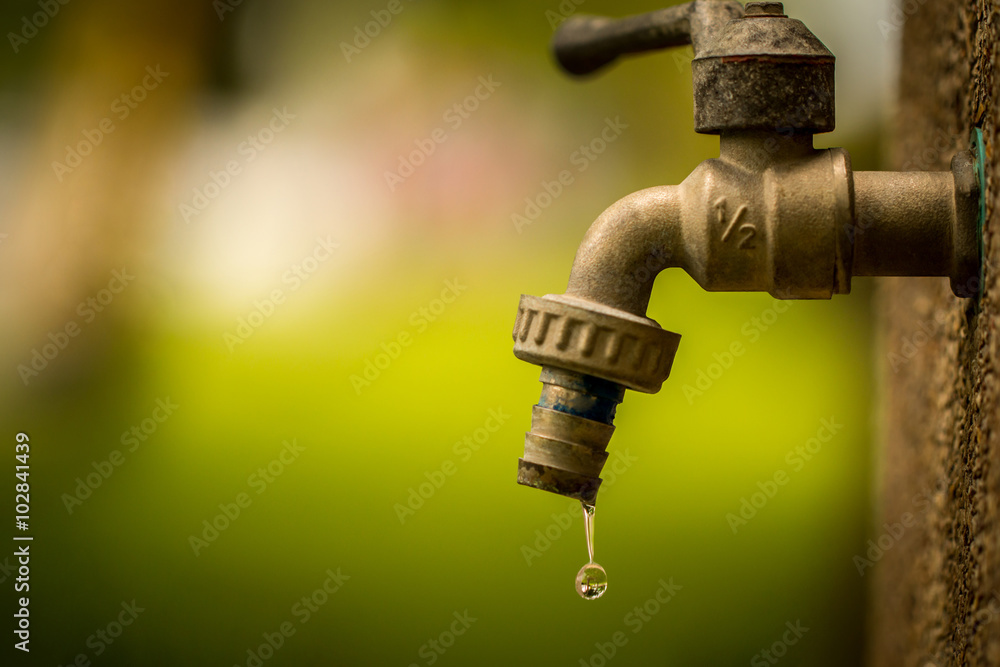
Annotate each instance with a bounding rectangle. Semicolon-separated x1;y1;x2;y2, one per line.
552;0;745;76
554;2;836;135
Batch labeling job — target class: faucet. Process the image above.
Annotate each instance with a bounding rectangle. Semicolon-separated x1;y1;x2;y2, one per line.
512;1;983;504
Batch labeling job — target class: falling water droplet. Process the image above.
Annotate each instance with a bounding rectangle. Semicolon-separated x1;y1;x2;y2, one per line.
575;502;608;600
582;502;596;561
576;562;608;600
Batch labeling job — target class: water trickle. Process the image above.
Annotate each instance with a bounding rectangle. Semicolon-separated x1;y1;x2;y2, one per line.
575;502;608;600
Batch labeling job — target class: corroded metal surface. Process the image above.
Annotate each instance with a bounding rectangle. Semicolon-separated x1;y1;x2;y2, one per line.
551;0;742;76
515;0;984;503
692;6;835;134
516;368;622;503
512;294;681;393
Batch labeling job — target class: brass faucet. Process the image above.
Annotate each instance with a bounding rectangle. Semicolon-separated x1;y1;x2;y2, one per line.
512;1;983;504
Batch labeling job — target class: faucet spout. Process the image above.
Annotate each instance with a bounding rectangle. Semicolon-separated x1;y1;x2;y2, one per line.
513;189;686;503
565;186;688;318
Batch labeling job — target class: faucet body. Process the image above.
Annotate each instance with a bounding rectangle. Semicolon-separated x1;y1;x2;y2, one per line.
514;1;983;504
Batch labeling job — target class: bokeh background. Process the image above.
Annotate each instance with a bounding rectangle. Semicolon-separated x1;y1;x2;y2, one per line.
0;0;897;664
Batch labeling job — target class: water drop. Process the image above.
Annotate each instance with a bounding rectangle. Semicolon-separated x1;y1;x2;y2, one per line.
575;502;607;600
583;502;595;562
576;562;608;600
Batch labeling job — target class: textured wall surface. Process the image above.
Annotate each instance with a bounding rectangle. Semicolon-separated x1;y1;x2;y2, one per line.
868;1;999;665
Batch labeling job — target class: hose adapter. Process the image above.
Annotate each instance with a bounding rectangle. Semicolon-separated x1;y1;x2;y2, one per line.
513;294;681;502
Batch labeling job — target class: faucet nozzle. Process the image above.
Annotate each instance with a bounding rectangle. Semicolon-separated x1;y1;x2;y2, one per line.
518;367;624;504
513;294;681;503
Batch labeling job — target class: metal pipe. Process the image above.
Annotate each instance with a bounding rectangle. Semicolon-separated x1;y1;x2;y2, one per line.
852;171;954;278
564;186;686;318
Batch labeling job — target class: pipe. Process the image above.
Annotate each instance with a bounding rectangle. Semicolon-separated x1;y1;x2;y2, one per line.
852;171;954;278
851;149;981;297
564;186;687;318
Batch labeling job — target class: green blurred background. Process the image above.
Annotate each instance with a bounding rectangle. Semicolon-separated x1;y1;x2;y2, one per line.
0;0;895;664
